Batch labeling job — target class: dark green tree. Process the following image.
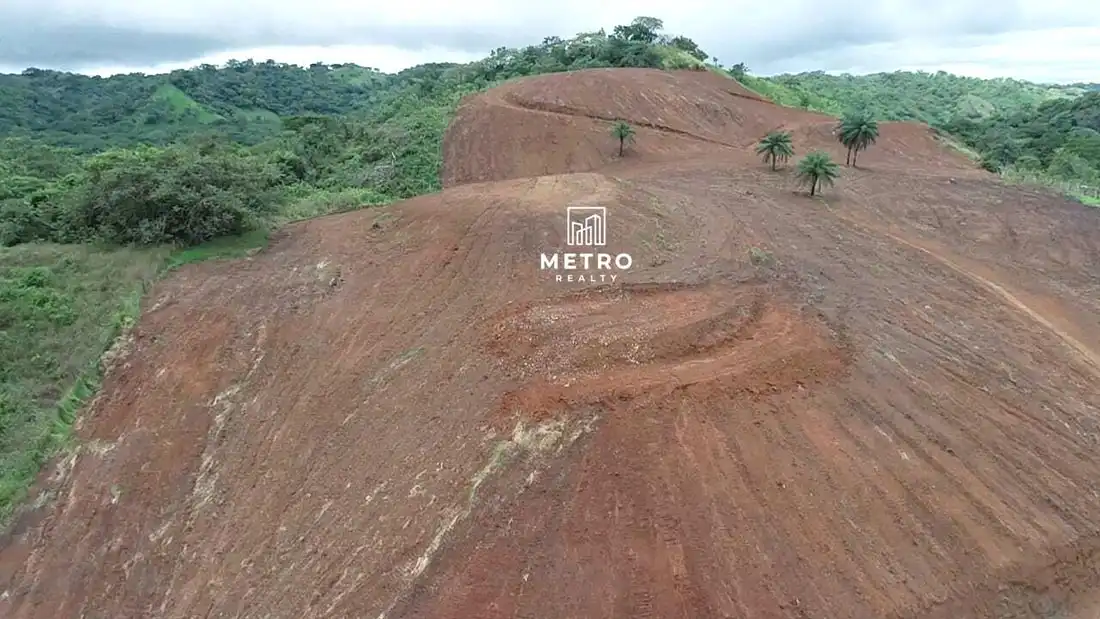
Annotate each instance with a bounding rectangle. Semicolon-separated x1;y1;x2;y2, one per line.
755;131;795;171
837;112;880;167
668;36;709;62
612;17;664;44
796;151;840;196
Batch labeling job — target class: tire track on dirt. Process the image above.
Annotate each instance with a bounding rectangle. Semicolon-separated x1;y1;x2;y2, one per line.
489;91;743;150
834;211;1100;378
850;215;1100;517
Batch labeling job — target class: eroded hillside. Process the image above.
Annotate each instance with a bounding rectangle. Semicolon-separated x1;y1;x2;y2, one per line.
3;68;1100;619
441;68;980;186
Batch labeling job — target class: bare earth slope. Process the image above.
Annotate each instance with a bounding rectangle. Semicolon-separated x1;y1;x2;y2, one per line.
3;68;1100;619
441;68;979;186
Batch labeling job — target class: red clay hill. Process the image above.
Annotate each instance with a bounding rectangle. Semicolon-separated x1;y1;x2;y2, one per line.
3;68;1100;619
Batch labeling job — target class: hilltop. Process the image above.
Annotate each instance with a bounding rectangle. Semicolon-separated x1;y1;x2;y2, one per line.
2;13;1099;535
3;62;1100;618
0;16;1099;617
2;11;1099;551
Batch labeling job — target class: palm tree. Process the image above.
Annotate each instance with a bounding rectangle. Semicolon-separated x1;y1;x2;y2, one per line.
796;151;840;197
837;112;880;167
611;121;636;156
755;131;795;171
835;118;854;166
848;118;879;167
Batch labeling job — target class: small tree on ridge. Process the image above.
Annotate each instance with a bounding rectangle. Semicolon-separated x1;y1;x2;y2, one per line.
756;131;795;171
612;121;636;157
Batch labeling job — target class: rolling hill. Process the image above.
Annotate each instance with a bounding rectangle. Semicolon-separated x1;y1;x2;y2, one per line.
1;16;1100;618
2;16;1099;538
2;66;1100;619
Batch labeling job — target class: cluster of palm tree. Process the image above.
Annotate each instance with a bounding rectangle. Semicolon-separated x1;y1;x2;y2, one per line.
755;130;839;197
754;111;880;197
611;111;880;197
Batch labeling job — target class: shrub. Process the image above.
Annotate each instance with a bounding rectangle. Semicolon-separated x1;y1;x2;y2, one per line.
70;143;281;246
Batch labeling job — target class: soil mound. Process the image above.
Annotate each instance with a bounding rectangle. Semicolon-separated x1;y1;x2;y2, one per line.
4;70;1100;619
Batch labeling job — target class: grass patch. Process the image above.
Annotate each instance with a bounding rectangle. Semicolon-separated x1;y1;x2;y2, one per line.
748;246;776;267
932;131;982;161
1000;166;1100;207
151;84;223;124
738;75;798;105
0;243;169;524
275;185;392;224
233;108;281;123
165;229;271;270
654;46;707;71
737;75;842;115
331;65;388;86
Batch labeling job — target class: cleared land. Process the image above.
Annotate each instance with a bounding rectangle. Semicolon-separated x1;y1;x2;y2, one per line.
3;68;1100;619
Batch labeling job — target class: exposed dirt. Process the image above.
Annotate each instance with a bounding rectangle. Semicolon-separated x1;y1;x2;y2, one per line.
441;67;981;187
3;68;1100;619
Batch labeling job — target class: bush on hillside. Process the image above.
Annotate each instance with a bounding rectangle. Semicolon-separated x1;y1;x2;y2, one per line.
69;143;282;245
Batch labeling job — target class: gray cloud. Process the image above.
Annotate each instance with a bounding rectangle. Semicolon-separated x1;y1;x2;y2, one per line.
1;22;228;68
0;0;1097;77
687;0;1090;71
0;11;537;70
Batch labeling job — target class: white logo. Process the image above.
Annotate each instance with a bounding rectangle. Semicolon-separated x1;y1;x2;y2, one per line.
539;205;632;284
566;206;606;246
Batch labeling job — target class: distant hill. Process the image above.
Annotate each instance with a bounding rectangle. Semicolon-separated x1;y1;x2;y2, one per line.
0;62;392;151
0;34;1090;154
737;70;1081;125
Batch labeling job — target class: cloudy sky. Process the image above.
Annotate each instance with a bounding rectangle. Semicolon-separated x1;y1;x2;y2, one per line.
2;0;1099;83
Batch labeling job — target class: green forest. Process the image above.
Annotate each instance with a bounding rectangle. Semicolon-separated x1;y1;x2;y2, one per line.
1;16;1099;524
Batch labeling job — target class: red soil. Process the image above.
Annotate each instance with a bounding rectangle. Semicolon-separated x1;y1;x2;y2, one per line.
441;67;979;186
3;68;1100;619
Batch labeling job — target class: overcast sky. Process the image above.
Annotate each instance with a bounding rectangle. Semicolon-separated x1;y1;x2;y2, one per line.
2;0;1099;83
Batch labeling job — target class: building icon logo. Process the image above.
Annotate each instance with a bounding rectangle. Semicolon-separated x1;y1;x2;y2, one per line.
566;206;607;246
540;205;630;284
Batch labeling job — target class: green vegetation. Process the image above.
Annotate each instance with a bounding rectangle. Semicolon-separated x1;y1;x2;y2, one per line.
612;121;636;156
796;151;841;196
756;131;795;171
748;246;776;267
938;92;1100;203
726;68;1098;202
0;243;169;521
737;70;1076;122
2;13;1099;523
836;112;880;167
